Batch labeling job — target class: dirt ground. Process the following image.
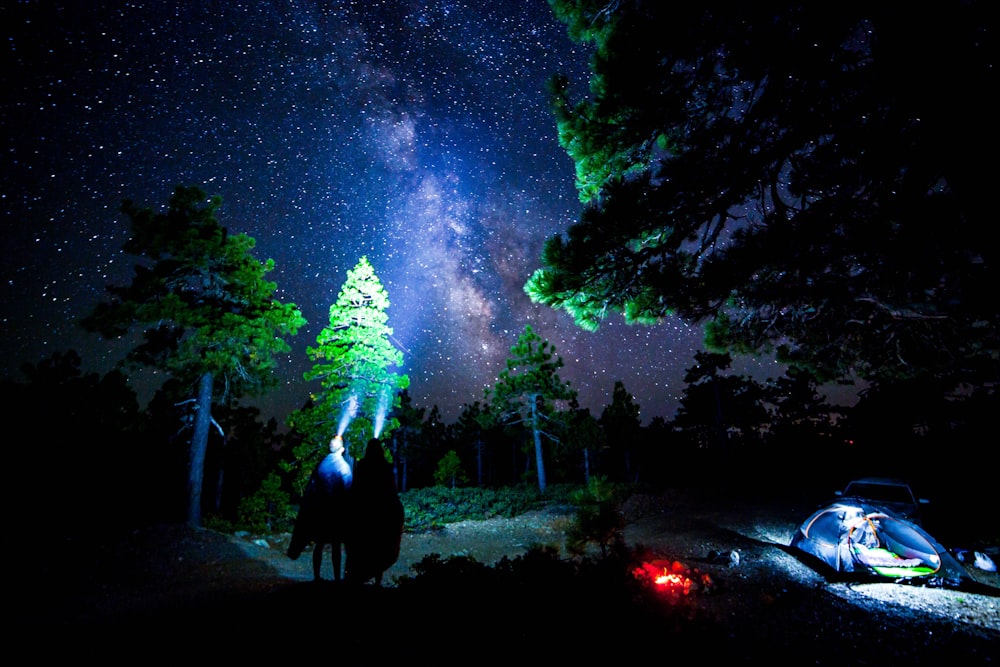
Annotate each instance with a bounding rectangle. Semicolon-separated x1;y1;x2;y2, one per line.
22;490;999;662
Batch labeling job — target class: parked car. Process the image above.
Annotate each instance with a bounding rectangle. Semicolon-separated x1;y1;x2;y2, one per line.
833;476;930;525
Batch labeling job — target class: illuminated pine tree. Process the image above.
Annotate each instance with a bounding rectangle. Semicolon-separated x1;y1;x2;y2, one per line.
286;256;409;492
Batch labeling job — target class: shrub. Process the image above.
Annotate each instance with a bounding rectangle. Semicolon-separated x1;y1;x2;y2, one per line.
565;476;627;557
235;472;296;533
433;450;469;487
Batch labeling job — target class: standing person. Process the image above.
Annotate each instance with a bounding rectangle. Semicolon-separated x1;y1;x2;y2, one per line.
287;435;354;582
345;438;405;586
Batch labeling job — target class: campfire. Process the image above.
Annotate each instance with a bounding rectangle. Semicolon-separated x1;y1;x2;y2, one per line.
632;559;714;599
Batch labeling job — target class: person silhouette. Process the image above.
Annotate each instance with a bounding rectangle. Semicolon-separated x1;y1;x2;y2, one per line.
287;435;354;582
345;438;405;586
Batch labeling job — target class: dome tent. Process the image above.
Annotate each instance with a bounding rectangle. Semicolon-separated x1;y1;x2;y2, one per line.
790;500;970;587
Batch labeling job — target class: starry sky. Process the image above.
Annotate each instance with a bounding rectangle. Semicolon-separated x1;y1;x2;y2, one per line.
2;0;788;426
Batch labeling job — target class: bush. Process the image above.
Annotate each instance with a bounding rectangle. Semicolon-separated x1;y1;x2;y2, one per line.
234;472;296;533
433;450;469;487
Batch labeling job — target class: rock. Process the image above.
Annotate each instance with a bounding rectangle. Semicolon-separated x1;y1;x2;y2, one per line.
974;551;997;572
707;549;741;567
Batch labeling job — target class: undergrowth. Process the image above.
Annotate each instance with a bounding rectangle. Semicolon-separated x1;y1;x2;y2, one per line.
400;483;584;531
209;478;638;539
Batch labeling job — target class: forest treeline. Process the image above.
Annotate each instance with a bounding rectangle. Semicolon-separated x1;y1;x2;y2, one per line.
4;342;991;539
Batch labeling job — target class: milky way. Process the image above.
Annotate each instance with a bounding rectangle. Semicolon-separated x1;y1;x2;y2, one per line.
2;1;780;425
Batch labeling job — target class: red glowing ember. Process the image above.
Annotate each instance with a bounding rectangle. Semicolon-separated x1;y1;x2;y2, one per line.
633;559;714;597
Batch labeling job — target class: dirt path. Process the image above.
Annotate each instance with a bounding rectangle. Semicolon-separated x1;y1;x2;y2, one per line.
236;505;577;582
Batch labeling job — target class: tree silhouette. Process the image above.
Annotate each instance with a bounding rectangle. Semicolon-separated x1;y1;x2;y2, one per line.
671;351;769;463
764;369;840;444
388;387;425;492
418;404;451;489
599;380;642;482
453;400;488;486
5;350;147;529
83;185;305;527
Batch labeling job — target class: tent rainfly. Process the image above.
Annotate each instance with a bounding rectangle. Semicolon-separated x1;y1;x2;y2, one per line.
790;501;969;587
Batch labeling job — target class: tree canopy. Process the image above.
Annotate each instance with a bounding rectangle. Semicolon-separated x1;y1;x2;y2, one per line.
83;185;306;526
527;1;996;395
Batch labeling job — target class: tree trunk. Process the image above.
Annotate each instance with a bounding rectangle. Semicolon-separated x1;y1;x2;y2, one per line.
530;399;547;493
213;433;227;513
187;371;214;528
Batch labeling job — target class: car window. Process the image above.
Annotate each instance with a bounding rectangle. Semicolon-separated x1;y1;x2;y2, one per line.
844;482;914;505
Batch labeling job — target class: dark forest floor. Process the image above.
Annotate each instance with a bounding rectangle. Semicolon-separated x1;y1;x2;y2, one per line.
19;489;999;662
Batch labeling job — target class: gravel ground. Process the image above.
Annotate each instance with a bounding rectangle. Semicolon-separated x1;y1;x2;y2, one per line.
616;491;1000;637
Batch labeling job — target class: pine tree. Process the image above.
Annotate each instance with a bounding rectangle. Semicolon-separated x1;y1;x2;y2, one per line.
486;324;576;493
82;185;306;527
286;256;409;492
529;2;996;395
558;405;606;486
671;351;769;455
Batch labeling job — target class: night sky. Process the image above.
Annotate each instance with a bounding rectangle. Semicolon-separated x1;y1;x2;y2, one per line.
2;1;791;425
